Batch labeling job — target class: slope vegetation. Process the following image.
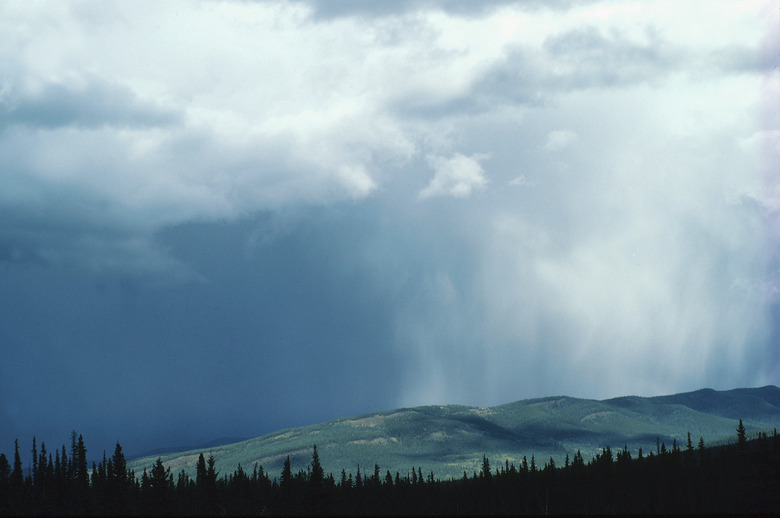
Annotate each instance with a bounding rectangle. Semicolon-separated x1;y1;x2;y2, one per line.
129;385;780;481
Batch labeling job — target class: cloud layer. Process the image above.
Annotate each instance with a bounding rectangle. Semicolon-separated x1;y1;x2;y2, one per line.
0;0;777;458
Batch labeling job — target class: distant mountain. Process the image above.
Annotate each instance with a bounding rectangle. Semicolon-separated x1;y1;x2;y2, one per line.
128;386;780;481
132;437;249;460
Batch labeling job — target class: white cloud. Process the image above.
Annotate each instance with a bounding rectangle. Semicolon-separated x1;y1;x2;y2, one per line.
543;129;578;151
0;0;768;225
419;153;489;199
508;174;536;186
0;0;775;402
336;164;377;199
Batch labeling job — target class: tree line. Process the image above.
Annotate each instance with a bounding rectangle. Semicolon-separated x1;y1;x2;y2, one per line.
0;421;777;515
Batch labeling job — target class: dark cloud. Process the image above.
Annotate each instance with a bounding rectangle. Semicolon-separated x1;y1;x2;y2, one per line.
0;206;407;458
0;78;180;131
0;185;174;276
711;44;779;75
389;93;485;121
0;238;45;266
468;46;547;107
288;0;597;20
542;26;669;72
473;26;678;105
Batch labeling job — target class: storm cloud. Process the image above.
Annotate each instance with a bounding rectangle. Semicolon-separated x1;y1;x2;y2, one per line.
0;0;777;459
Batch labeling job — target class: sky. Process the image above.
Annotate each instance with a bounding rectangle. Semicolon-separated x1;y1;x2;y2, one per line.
1;0;778;461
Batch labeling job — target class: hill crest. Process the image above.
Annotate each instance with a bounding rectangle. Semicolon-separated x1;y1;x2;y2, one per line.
128;385;780;481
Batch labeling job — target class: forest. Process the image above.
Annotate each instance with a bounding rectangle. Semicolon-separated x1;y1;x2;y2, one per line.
0;421;777;515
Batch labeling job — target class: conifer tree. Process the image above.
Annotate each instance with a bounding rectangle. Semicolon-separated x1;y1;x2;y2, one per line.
10;439;23;489
70;432;77;479
176;468;190;491
9;440;25;515
59;445;68;483
737;419;747;447
76;435;88;481
148;458;174;513
53;449;61;484
90;461;97;489
280;455;292;489
44;452;53;488
617;444;630;463
141;468;149;492
31;437;37;484
194;453;218;515
106;442;129;514
37;441;47;489
0;454;10;482
0;453;10;514
206;455;217;484
73;433;89;511
195;453;207;488
111;442;127;486
481;455;491;480
572;450;584;469
310;445;324;488
355;465;363;489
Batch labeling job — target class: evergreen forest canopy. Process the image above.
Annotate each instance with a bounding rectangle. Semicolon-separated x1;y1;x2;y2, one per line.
0;424;778;515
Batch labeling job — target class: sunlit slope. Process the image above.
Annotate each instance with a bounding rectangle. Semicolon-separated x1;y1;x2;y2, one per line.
129;386;780;481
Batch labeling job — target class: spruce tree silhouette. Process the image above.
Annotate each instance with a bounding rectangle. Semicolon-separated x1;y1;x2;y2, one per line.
737;419;747;448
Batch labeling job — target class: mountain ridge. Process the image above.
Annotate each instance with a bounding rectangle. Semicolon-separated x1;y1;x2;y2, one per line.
132;437;250;460
128;385;780;481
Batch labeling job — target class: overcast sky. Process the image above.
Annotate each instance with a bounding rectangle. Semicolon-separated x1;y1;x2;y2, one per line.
1;0;778;460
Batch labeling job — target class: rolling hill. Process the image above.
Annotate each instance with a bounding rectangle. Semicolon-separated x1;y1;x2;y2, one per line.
128;385;780;481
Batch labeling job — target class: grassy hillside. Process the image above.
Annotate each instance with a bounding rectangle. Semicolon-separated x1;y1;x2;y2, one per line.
128;385;780;481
